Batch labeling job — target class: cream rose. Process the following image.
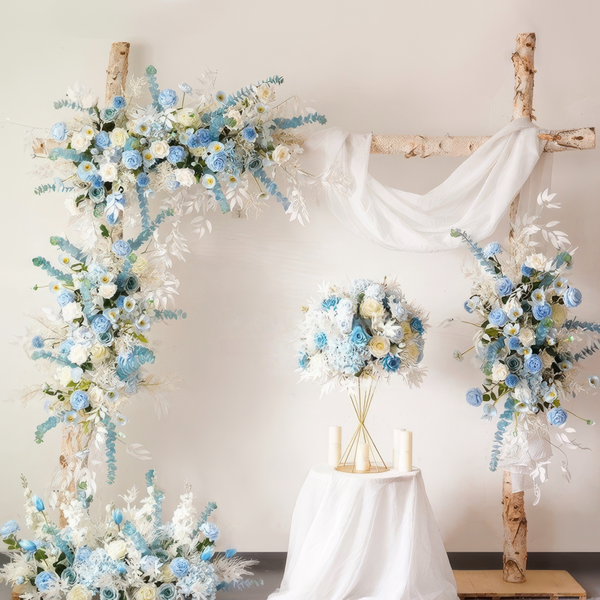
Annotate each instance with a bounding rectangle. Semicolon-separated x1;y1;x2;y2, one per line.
492;361;509;382
159;565;176;583
132;256;148;275
359;298;384;319
90;344;108;361
226;109;243;129
99;283;118;299
369;336;390;358
151;140;170;159
68;344;89;366
135;585;157;600
110;128;128;147
541;351;554;369
407;343;421;362
100;163;118;183
525;253;548;271
175;168;196;187
62;302;83;322
255;83;275;103
105;539;128;561
551;303;568;326
519;327;535;347
67;584;93;600
71;133;90;153
177;108;200;127
272;144;291;164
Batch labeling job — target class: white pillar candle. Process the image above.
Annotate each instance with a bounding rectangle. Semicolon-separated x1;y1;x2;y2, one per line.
393;429;405;470
398;430;413;473
356;441;371;472
328;426;342;467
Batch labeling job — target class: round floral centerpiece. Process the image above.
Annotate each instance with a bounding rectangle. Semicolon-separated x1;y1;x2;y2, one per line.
297;278;428;472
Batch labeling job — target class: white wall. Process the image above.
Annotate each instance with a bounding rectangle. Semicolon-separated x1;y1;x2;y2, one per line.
0;0;599;552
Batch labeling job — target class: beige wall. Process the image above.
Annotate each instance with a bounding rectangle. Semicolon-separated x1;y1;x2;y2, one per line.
0;0;599;552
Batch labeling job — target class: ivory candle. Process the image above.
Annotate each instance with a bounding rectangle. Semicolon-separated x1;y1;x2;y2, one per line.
328;426;342;467
356;441;371;472
398;430;413;473
393;429;405;470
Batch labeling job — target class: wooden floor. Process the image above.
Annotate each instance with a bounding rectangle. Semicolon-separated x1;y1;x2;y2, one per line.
455;570;587;599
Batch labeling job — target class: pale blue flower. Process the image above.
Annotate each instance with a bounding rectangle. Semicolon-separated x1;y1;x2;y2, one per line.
112;96;126;109
32;335;45;349
137;172;150;187
51;122;67;142
105;193;126;225
532;303;552;320
0;520;19;538
179;83;193;94
159;88;179;109
483;242;502;258
548;407;567;427
508;336;521;350
19;540;38;553
91;315;111;334
140;555;161;573
564;287;582;308
122;150;142;170
225;549;237;558
63;411;79;426
466;387;483;407
507;305;523;321
521;263;534;277
200;521;220;542
70;390;89;410
77;161;96;182
112;508;123;525
101;586;119;600
170;557;190;578
201;547;215;561
505;373;519;388
525;354;543;374
488;308;508;328
321;297;340;311
106;389;119;402
95;131;110;149
241;126;257;143
482;403;497;421
350;325;370;347
215;90;227;103
206;151;227;172
168;146;186;164
60;568;76;586
496;277;513;297
35;571;57;591
123;297;136;312
112;240;131;258
314;332;327;349
530;288;546;304
135;314;150;330
298;353;309;369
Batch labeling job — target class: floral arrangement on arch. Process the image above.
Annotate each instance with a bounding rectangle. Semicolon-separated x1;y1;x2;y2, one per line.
0;471;260;600
452;190;599;499
297;278;428;392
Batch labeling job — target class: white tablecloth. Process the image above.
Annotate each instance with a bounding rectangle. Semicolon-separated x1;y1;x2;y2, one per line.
269;465;458;600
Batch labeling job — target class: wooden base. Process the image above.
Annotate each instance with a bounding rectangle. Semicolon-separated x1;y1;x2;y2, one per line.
454;570;586;599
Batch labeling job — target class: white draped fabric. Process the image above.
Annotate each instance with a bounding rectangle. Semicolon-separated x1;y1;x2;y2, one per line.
300;118;547;252
268;465;458;600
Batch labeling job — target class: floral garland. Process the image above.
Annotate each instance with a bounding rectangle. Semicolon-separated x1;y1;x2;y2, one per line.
452;191;598;498
297;278;428;392
0;471;260;599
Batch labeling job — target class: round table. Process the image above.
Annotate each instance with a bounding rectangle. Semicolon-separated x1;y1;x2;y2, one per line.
269;464;458;600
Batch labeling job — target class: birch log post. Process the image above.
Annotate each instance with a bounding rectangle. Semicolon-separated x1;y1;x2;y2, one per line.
502;470;528;582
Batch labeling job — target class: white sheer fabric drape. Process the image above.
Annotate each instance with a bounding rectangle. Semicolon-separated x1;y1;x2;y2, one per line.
300;118;547;252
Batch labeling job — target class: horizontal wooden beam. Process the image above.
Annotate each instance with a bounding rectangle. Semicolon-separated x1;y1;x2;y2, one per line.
369;127;595;157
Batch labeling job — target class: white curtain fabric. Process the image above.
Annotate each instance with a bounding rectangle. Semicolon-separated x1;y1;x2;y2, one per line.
268;465;458;600
300;118;547;252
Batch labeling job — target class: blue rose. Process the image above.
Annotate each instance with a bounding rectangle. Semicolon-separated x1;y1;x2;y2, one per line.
159;88;179;109
241;127;257;143
57;291;74;307
112;96;126;109
101;587;119;600
112;508;123;525
91;314;111;334
77;162;96;182
410;317;424;334
19;540;38;553
136;172;150;188
225;549;237;558
564;287;582;308
508;336;521;350
35;571;57;592
122;150;142;170
382;354;401;373
112;240;131;258
168;145;186;165
298;353;309;369
89;174;103;189
169;557;190;578
521;264;534;277
60;568;76;586
75;547;92;563
350;325;370;347
532;303;552;320
201;546;215;561
200;521;220;542
32;495;45;511
95;131;110;149
51;122;67;142
101;107;118;122
505;373;519;388
321;296;340;311
70;391;89;410
196;129;213;146
157;583;176;600
125;275;140;294
247;156;262;172
206;151;227;172
314;332;328;349
0;520;19;538
466;387;483;407
59;339;75;355
548;407;567;426
488;308;508;328
89;186;106;203
97;330;114;346
525;354;543;374
496;277;513;297
483;242;502;259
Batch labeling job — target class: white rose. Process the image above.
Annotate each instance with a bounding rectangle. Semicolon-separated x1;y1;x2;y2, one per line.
519;327;535;347
100;162;118;183
62;302;83;322
90;344;108;361
525;253;548;271
67;585;93;600
175;168;196;187
360;298;384;320
71;133;90;153
369;335;390;358
135;585;156;600
151;140;170;159
492;361;509;382
110;128;128;147
99;283;118;299
68;344;89;366
225;109;243;129
80;94;98;109
272;144;291;164
105;539;128;561
255;83;275;103
59;366;73;387
177;108;199;127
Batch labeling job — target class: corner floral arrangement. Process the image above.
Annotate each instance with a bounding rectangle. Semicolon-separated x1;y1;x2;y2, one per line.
452;190;598;499
297;278;428;392
0;471;260;600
